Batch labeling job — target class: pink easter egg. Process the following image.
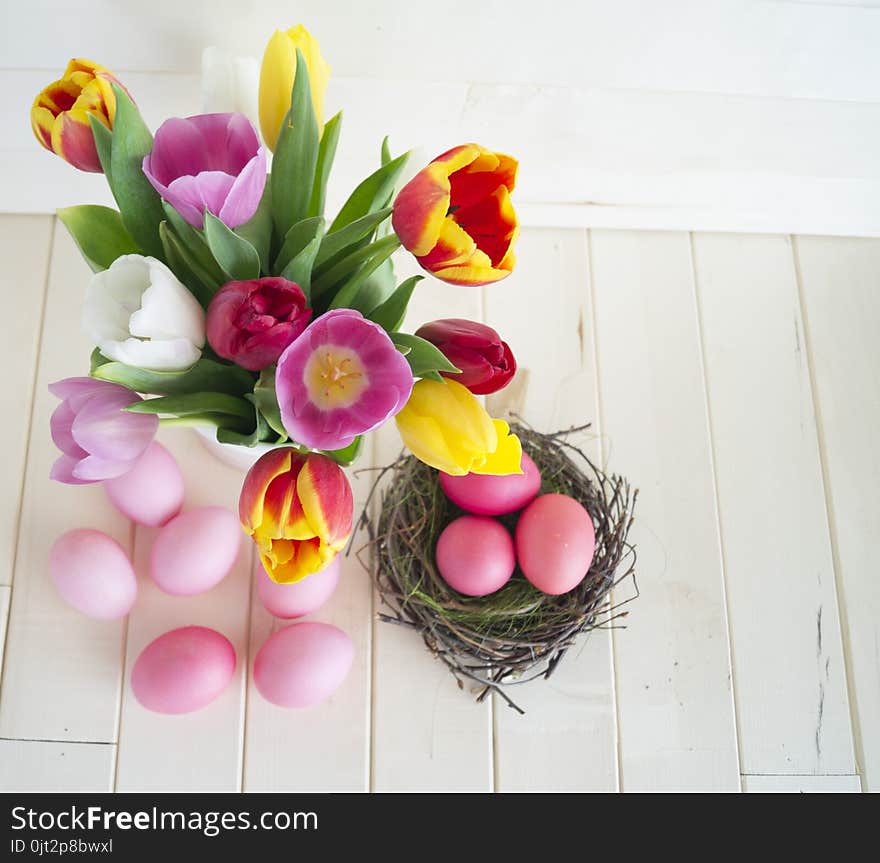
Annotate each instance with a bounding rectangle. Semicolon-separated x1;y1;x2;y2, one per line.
254;622;353;708
104;441;184;527
515;494;596;595
257;556;341;619
131;625;236;715
435;515;515;597
49;528;137;619
149;507;241;596
439;452;541;516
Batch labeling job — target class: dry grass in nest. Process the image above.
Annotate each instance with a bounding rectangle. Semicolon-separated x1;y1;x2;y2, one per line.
357;422;638;714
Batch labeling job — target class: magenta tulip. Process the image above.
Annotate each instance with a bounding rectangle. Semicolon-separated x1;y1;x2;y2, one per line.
415;318;516;395
275;309;414;451
49;378;158;484
207;277;312;372
142;112;267;228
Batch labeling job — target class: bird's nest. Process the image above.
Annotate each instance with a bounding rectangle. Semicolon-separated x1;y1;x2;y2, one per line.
357;422;638;714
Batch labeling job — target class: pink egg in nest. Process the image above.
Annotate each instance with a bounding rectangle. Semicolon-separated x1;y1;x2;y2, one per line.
439;451;541;516
254;622;353;708
257;556;341;619
49;528;137;619
515;493;596;595
149;507;241;596
131;625;236;714
435;515;515;597
104;441;184;527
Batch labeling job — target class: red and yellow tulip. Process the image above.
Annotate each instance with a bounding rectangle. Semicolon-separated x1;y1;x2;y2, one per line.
392;144;518;286
30;59;122;173
239;447;353;583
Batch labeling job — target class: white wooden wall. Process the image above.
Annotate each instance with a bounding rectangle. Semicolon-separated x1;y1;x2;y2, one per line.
2;0;880;235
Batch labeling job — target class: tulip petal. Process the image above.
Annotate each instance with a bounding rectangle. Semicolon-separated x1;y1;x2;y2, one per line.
396;412;468;475
471;421;524;476
297;454;353;546
218;147;268;228
70;389;158;462
48;377;106;401
50;109;102;172
50;454;93;485
258;30;297;151
50;399;88;459
72;453;135;481
431;264;512;287
239;448;295;531
31;105;55;150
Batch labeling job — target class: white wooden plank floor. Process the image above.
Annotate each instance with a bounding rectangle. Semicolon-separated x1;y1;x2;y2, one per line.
0;216;874;793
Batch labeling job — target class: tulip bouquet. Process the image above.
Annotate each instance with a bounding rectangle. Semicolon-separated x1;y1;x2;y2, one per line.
34;25;524;586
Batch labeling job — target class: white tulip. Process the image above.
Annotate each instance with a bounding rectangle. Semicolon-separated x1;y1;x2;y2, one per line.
83;255;206;372
201;47;260;130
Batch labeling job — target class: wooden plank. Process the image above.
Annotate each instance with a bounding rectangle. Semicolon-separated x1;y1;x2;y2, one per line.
0;587;9;676
742;774;862;793
242;447;373;792
370;253;494;791
692;233;855;775
795;235;880;791
0;739;115;792
113;430;253;792
589;229;740;791
0;215;53;586
0;223;131;743
485;228;617;791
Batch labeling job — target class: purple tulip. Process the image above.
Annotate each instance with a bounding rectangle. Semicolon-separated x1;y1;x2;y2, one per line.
142;112;267;229
276;309;414;452
49;378;158;484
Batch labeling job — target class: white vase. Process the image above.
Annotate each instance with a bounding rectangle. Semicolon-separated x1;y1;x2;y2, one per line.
193;427;280;471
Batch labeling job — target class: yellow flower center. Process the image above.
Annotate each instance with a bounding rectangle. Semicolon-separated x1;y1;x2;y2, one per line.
304;346;368;409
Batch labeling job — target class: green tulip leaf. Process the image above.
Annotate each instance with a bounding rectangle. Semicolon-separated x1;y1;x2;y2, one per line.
352;257;396;315
253;367;288;441
235;184;273;275
159;222;217;308
162;203;228;284
327;237;400;311
57;205;140;272
367;275;423;331
93;356;256;396
274;216;325;275
321;435;363;467
381;135;392;167
105;84;165;259
90;347;111;374
391;332;460;379
314;206;393;272
312;232;400;302
328;151;410;234
126;391;255;420
204;212;261;281
270;48;320;239
280;235;323;299
308;111;342;219
215;395;278;446
88;115;114;186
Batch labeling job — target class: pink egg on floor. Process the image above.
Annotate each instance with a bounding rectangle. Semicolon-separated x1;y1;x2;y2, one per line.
104;442;184;527
131;625;236;715
435;515;515;597
258;556;341;619
439;452;542;516
49;528;137;619
149;507;241;596
254;622;353;708
515;493;596;595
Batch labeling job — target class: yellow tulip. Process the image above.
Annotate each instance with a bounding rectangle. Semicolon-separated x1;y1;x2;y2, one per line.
395;378;523;477
258;25;330;151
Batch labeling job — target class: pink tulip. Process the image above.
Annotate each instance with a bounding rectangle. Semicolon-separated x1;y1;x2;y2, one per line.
142;112;267;228
49;378;158;484
275;309;414;452
206;277;312;372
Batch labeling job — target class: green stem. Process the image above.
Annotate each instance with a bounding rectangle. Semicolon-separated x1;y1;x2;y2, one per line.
311;233;401;301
